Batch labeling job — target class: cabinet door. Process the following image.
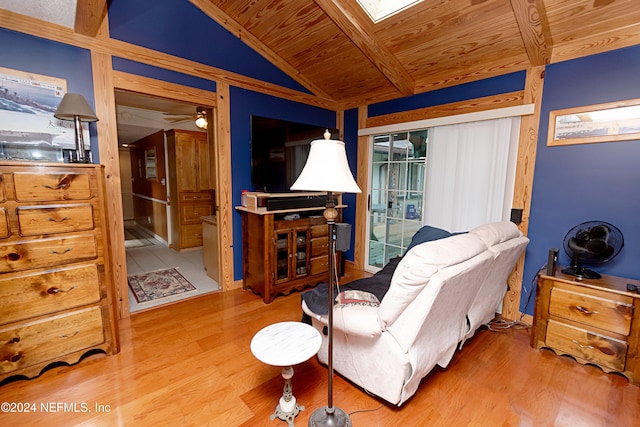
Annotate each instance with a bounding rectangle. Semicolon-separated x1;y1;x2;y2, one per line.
197;135;213;191
275;231;291;283
293;229;309;278
174;134;198;192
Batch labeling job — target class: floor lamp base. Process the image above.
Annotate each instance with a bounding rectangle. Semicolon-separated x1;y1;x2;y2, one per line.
308;406;351;427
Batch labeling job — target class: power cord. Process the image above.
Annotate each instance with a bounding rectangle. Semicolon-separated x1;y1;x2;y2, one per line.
486;264;544;332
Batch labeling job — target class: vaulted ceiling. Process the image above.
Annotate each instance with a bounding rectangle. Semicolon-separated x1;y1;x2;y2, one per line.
2;0;640;108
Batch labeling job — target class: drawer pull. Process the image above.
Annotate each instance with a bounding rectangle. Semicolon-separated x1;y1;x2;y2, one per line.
576;305;599;315
571;339;594;350
8;353;23;363
43;180;70;190
47;285;76;294
7;337;20;344
51;248;72;255
47;216;70;223
60;330;80;339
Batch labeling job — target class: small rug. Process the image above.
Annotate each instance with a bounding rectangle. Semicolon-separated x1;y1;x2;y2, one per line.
125;226;155;249
128;268;197;303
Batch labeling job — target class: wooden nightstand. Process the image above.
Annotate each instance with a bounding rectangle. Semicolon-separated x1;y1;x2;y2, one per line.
532;269;640;384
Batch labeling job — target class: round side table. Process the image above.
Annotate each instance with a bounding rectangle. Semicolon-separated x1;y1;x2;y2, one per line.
251;321;322;426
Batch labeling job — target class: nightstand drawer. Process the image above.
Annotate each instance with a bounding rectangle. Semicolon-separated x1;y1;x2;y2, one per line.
546;319;627;372
17;204;94;236
0;234;98;273
0;306;105;375
12;172;92;201
0;264;101;324
549;288;633;335
311;224;328;238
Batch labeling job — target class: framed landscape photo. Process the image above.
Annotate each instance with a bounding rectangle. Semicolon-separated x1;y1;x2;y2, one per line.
0;67;90;161
547;98;640;146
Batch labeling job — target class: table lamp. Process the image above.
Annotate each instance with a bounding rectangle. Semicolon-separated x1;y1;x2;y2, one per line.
291;130;361;427
54;93;98;163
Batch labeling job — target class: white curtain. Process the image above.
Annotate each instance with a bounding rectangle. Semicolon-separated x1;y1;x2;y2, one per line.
423;117;520;232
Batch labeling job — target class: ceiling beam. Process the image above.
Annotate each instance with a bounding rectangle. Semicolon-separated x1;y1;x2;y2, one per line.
314;0;415;96
74;0;108;37
509;0;551;66
189;0;334;100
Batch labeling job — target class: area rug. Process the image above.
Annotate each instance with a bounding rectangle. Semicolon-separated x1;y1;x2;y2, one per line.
124;226;156;249
128;268;197;303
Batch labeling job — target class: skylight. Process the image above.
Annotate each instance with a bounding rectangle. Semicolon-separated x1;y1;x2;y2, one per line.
356;0;424;23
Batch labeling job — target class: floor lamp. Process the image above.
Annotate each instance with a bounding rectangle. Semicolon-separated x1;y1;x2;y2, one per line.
291;130;361;427
54;93;98;163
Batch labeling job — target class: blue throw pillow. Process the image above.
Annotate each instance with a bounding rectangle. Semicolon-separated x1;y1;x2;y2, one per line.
404;225;452;255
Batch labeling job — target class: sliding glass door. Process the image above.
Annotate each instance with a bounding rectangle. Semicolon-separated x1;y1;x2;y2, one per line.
367;130;427;270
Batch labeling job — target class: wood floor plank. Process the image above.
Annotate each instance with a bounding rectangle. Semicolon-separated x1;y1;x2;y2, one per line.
1;280;639;426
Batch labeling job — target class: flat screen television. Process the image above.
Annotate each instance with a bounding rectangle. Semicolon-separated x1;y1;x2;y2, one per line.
250;115;338;193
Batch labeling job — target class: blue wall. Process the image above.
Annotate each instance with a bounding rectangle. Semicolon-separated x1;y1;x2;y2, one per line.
229;87;351;279
107;0;307;93
0;28;99;161
3;2;639;298
522;45;640;314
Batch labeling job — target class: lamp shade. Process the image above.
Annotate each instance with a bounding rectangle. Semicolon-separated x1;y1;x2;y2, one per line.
291;130;361;194
54;93;98;122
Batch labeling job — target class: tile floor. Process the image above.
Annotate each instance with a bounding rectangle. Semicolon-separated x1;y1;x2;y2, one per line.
125;228;220;313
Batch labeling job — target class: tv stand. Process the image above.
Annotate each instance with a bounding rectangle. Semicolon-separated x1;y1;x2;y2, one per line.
237;203;343;303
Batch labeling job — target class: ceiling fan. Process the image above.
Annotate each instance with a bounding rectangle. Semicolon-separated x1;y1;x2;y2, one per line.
163;106;207;129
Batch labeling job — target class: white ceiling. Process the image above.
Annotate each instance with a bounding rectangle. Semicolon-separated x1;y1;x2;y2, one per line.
0;0;76;28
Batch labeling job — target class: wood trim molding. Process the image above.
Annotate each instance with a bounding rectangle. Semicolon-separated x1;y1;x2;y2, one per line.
509;0;550;66
502;65;545;322
214;82;237;291
0;9;338;110
365;91;526;129
354;105;369;271
74;0;108;37
91;50;130;320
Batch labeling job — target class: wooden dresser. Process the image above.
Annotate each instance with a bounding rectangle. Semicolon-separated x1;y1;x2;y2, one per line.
532;269;640;384
166;129;214;250
0;161;119;382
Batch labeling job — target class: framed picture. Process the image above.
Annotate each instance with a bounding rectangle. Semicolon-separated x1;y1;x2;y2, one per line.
0;67;90;160
547;98;640;146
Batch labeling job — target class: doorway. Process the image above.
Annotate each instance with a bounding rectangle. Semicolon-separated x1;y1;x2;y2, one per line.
114;89;220;313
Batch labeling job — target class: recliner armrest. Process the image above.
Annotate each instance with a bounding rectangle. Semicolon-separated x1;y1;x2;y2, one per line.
302;300;383;338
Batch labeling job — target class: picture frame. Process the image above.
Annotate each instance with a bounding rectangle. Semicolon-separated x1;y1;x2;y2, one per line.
0;66;90;161
547;98;640;146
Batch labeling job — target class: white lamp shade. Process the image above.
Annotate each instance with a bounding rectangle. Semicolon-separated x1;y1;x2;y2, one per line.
291;131;361;194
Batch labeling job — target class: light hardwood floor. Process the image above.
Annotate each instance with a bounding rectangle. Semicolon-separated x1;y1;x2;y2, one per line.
1;281;639;426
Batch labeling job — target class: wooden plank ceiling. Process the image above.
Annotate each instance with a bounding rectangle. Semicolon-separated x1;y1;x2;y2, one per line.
9;0;640;109
188;0;640;108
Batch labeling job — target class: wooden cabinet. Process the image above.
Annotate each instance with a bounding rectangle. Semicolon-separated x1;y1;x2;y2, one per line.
239;207;339;303
532;270;640;384
166;129;214;250
0;162;119;382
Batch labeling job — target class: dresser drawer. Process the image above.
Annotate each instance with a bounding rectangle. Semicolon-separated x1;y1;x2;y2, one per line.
311;224;328;238
12;172;92;201
0;264;101;325
310;256;329;275
179;191;212;203
0;234;98;273
311;236;329;257
0;207;9;238
180;223;204;248
17;204;94;236
545;319;627;372
0;306;105;375
181;203;213;224
549;287;633;335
